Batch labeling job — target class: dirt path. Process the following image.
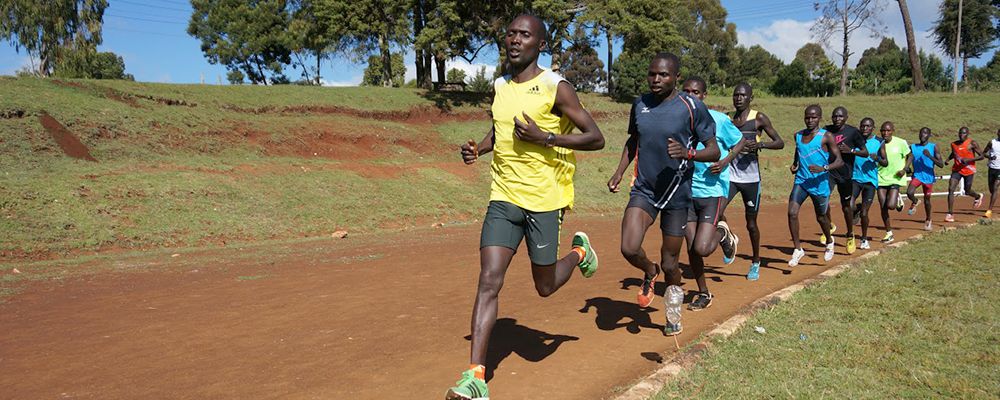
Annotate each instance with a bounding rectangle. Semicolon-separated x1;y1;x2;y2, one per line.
0;198;987;399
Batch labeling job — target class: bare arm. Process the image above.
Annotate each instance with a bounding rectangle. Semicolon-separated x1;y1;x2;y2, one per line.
969;141;985;162
902;152;914;177
461;127;496;164
932;146;945;167
755;112;784;150
513;81;605;150
608;134;638;193
709;138;747;174
877;143;889;167
815;133;844;172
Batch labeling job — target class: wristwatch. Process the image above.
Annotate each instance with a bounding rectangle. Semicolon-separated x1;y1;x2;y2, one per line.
544;133;556;148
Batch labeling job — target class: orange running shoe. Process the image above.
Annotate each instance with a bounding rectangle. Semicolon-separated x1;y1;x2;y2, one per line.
637;266;659;308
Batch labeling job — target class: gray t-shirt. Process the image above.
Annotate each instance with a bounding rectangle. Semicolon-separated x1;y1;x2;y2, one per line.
629;93;717;209
729;110;760;183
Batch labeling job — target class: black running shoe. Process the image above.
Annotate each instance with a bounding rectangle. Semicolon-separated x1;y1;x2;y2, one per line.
687;292;713;311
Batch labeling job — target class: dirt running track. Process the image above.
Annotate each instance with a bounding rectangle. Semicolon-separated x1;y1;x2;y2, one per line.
0;198;987;399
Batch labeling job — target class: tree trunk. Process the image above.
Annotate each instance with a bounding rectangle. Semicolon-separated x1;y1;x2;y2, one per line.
315;49;322;85
605;28;614;96
952;0;963;94
435;54;445;85
840;27;849;96
413;0;427;88
380;34;393;87
423;50;433;88
962;55;968;85
897;0;924;91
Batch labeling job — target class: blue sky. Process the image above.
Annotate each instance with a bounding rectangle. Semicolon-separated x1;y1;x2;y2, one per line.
0;0;993;84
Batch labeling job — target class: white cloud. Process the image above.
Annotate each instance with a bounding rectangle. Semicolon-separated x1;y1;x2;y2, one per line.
321;75;362;87
736;1;959;69
405;58;494;83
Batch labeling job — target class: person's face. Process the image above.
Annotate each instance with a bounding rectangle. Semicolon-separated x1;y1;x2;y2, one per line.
881;124;895;141
804;108;821;130
505;17;544;68
958;128;969;141
919;129;932;143
647;58;678;96
681;81;706;101
831;108;847;128
732;86;751;110
859;119;874;137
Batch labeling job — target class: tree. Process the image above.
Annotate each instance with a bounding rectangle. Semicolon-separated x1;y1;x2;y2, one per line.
582;0;687;99
932;0;1000;82
446;67;467;83
674;0;738;87
771;61;811;97
467;66;493;92
811;0;886;96
853;37;910;94
0;0;108;76
919;49;950;90
188;0;293;85
227;70;245;85
789;43;838;96
287;0;341;85
727;45;784;89
966;51;1000;89
896;0;925;90
316;0;410;87
361;52;405;87
561;24;606;93
53;47;133;80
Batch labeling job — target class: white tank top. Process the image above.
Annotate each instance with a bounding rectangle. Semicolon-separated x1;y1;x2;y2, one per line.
989;138;1000;170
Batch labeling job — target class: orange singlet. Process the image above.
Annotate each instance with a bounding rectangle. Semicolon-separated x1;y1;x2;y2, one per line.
951;138;977;176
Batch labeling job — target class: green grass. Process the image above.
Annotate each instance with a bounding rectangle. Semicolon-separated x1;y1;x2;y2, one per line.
654;222;1000;399
1;76;998;259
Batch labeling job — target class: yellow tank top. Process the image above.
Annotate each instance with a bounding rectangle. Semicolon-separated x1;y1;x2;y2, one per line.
489;68;577;212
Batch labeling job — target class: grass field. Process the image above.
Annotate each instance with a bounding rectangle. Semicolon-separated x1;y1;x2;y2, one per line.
1;76;998;260
654;221;1000;399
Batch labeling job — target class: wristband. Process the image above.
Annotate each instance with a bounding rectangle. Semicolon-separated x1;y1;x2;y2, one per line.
687;148;697;160
544;133;556;148
823;165;828;171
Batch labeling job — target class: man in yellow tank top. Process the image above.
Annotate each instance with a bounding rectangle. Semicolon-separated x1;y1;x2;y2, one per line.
445;14;605;400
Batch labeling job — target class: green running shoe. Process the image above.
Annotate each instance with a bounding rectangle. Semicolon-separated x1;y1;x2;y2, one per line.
573;231;598;278
445;369;489;400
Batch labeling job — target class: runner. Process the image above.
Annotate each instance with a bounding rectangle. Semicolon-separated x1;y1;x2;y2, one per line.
725;83;784;281
607;52;719;336
905;127;944;230
446;15;606;400
820;107;868;254
876;122;909;243
787;105;843;267
850;117;886;249
679;77;745;310
945;127;985;222
985;128;1000;218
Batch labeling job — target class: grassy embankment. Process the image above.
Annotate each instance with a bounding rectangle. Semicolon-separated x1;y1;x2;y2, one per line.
1;76;997;261
654;221;999;399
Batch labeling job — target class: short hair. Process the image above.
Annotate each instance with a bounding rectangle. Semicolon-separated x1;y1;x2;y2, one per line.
860;117;875;125
652;52;681;71
919;127;931;134
882;121;895;130
806;104;822;115
832;106;848;116
734;83;753;96
684;76;707;92
512;14;547;38
959;126;970;133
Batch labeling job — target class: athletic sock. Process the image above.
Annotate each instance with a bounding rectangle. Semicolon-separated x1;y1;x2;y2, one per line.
469;364;486;380
571;246;587;262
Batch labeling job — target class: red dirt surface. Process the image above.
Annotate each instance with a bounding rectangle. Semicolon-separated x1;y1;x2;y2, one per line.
39;113;98;162
0;200;986;399
224;104;488;126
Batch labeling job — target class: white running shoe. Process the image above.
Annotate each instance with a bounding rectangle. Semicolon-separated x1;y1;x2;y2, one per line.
824;242;835;262
788;248;806;267
859;239;870;250
924;221;933;231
